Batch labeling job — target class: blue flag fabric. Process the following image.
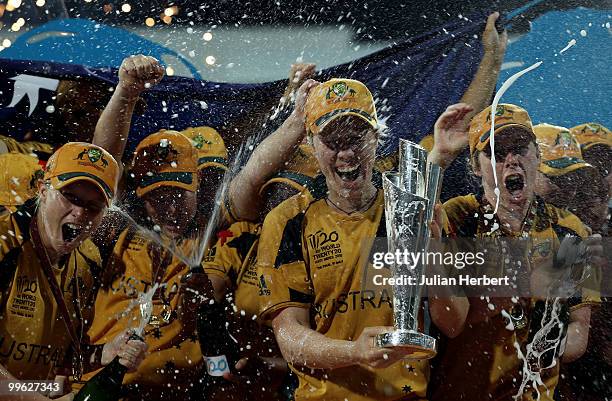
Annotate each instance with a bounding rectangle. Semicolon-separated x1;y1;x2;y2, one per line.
497;8;611;129
0;14;487;157
0;18;202;79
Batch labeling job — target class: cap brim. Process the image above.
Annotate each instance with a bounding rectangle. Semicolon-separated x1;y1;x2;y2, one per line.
581;140;611;151
474;123;535;154
259;172;314;196
311;110;378;136
495;123;536;138
198;162;228;171
50;175;113;206
136;178;197;198
539;158;594;177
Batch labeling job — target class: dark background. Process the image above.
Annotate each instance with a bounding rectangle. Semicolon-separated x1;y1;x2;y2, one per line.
6;0;611;40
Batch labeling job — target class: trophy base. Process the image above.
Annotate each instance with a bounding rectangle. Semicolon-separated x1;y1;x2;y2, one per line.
375;330;437;359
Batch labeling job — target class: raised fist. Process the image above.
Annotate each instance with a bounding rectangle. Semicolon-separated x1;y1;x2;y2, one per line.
292;79;320;122
482;12;508;64
118;54;165;96
282;63;317;105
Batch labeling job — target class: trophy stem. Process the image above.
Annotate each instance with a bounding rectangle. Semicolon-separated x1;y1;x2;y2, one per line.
393;295;419;331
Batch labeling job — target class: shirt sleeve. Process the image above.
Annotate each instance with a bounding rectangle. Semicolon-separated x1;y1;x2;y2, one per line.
0;213;29;301
203;224;245;282
257;201;313;321
220;193;240;227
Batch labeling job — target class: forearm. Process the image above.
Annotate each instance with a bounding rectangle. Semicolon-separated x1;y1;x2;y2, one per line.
428;52;503;170
429;296;469;338
246;113;304;174
92;85;139;161
229;113;305;221
562;307;591;362
275;321;357;370
459;51;503;120
427;258;469;337
427;151;450;171
82;343;106;372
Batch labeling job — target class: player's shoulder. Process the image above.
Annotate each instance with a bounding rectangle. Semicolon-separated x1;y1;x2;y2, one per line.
94;224;149;271
264;190;317;228
76;238;103;266
0;199;36;261
0;199;36;252
544;202;589;238
226;220;260;237
219;221;261;253
443;194;480;224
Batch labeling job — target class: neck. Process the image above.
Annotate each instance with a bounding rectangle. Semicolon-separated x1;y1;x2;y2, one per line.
36;211;60;266
327;183;377;214
484;190;534;233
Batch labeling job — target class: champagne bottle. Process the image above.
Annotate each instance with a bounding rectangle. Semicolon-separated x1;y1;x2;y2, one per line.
74;334;143;401
196;297;241;398
72;357;128;401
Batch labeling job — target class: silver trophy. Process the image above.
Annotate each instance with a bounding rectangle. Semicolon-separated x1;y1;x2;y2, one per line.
375;139;441;359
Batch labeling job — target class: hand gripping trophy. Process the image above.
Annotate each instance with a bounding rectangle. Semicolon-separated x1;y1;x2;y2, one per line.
375;139;442;359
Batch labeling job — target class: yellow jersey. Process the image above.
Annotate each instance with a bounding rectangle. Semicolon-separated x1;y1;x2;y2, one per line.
203;220;289;390
84;226;202;398
258;188;429;401
430;193;599;401
203;221;262;319
0;199;101;380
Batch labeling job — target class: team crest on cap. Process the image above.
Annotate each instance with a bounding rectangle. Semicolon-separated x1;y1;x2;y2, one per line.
580;123;605;136
156;140;179;163
555;130;576;148
192;134;213;150
480;105;518;144
326;81;357;102
75;147;109;170
485;105;515;123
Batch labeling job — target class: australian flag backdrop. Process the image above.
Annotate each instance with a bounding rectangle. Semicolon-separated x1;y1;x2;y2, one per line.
0;13;488;157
